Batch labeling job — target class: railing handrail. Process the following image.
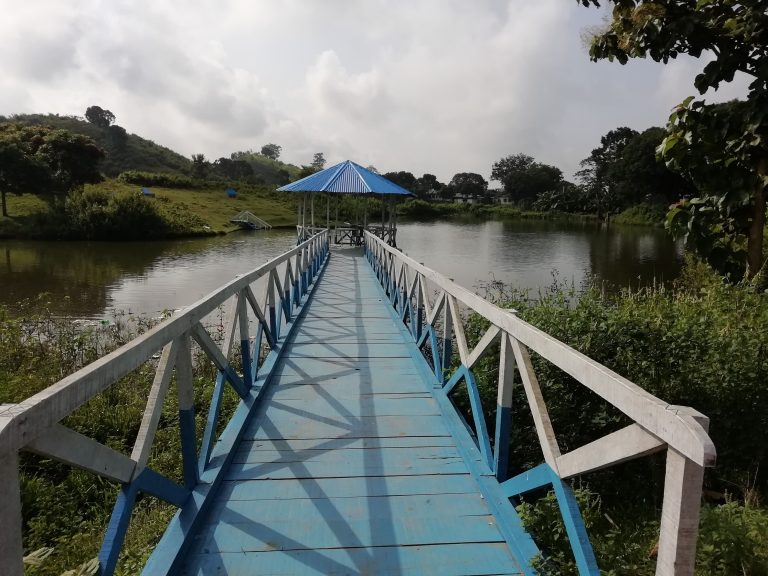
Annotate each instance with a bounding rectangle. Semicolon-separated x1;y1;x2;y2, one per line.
364;231;714;466
364;230;714;576
0;231;327;457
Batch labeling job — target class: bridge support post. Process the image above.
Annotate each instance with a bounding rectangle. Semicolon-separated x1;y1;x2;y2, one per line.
656;448;705;576
0;451;23;576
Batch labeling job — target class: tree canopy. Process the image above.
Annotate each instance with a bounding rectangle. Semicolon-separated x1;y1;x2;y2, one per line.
383;171;417;192
311;152;326;171
580;0;768;279
491;153;563;204
446;172;487;198
260;143;281;160
84;105;116;129
0;124;104;216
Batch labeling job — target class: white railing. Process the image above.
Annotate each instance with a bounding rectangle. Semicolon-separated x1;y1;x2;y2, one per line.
0;231;329;576
364;230;715;576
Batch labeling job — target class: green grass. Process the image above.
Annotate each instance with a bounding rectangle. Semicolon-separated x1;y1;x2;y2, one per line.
0;180;297;239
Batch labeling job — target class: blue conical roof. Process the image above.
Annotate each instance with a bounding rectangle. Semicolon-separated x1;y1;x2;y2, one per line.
277;160;414;196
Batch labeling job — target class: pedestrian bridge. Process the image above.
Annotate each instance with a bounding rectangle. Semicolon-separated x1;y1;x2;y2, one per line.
0;231;715;575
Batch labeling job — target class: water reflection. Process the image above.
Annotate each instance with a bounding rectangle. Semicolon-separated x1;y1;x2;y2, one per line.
0;230;297;318
396;219;682;294
0;220;682;318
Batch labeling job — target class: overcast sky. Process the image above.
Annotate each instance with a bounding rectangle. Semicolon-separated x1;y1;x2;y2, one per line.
0;0;750;182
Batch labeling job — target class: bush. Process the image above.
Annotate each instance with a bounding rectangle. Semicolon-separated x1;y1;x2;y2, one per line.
39;189;170;240
117;170;195;188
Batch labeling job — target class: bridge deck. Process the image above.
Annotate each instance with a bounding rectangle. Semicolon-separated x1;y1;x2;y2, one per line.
180;249;523;575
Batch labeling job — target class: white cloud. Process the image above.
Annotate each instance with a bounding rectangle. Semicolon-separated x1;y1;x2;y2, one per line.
0;0;752;181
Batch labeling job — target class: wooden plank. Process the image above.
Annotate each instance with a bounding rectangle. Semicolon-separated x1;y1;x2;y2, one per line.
448;295;470;365
245;414;452;441
131;339;179;472
259;395;440;417
25;423;136;483
656;448;706;576
236;436;456;453
0;452;22;576
510;337;561;470
206;493;491;525
556;424;665;479
495;333;515;481
183;542;521;576
285;342;413;358
467;324;501;370
192;513;504;553
233;444;461;465
215;473;478;501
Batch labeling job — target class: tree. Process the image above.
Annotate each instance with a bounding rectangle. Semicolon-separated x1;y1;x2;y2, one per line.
383;171;417;192
612;127;695;206
190;154;210;179
84;105;116;129
311;152;326;171
366;165;380;174
0;124;104;216
576;127;637;217
211;157;253;181
446;172;487;198
108;125;128;150
491;153;563;204
414;173;443;199
579;0;768;279
260;143;281;160
297;165;318;179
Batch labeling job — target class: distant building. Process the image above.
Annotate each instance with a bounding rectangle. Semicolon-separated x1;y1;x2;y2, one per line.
453;193;478;205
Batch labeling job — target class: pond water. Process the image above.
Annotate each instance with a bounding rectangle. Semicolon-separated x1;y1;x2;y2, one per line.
0;219;682;319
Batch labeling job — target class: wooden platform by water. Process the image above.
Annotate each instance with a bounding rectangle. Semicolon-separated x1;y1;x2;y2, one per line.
180;249;523;575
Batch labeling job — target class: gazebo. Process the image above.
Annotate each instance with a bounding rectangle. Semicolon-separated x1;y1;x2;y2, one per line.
277;160;413;247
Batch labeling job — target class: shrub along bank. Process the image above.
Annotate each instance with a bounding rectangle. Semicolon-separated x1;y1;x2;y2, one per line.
0;179;297;240
463;258;768;574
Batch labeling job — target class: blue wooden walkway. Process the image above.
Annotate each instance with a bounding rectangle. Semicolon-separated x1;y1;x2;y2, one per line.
0;231;714;576
179;249;523;575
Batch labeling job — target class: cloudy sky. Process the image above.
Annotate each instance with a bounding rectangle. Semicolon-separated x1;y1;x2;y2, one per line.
0;0;750;182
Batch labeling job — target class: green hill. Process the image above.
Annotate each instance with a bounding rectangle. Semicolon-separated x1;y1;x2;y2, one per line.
1;113;306;185
0;113;192;177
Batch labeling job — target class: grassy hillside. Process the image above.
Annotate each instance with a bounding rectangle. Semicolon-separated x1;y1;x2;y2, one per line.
0;180;297;239
0;114;305;185
0;114;192;177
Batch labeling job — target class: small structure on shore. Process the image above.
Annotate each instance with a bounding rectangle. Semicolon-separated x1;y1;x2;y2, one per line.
230;211;272;230
277;160;413;246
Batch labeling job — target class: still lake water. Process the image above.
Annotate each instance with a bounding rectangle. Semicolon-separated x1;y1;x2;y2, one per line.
0;220;682;319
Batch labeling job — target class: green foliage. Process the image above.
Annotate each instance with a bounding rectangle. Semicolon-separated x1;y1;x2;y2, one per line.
0;123;104;216
517;487;768;575
579;0;768;276
84;106;115;129
492;153;564;205
697;497;768;575
260;143;281;160
483;263;768;492
517;488;657;575
383;171;417;192
311;152;326;171
612;203;666;227
38;189;177;240
445;172;488;199
117;170;195;189
0;114;191;177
